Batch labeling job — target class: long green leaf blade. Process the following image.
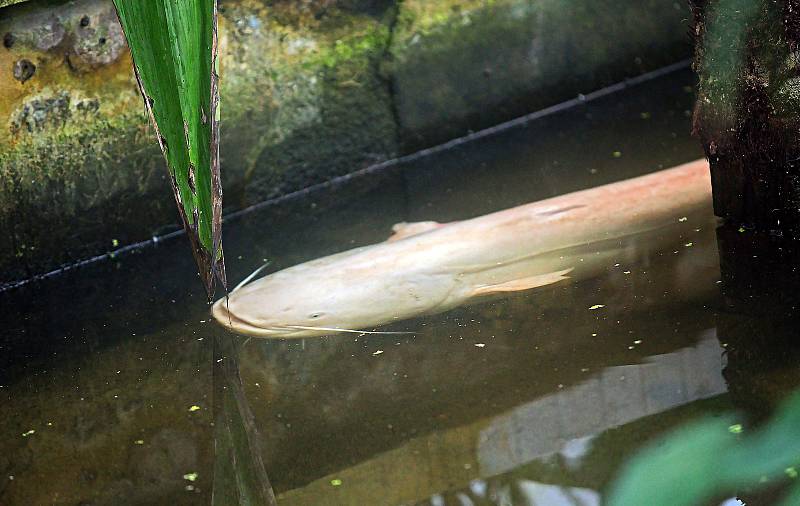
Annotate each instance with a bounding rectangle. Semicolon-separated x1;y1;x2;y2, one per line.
112;0;226;298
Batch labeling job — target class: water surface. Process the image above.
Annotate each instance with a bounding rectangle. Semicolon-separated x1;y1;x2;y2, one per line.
2;67;798;505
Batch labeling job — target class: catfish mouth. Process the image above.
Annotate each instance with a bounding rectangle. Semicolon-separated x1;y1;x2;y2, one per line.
211;299;303;338
211;299;413;338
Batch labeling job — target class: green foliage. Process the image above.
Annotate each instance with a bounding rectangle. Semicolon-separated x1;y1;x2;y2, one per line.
112;0;226;297
607;391;800;506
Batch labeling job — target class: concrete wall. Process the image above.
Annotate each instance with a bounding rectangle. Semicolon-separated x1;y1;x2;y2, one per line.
0;0;692;283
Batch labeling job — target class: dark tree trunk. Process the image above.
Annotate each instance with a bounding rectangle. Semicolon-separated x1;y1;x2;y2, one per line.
690;0;800;238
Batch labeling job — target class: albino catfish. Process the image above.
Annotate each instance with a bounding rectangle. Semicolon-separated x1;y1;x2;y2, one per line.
212;159;712;338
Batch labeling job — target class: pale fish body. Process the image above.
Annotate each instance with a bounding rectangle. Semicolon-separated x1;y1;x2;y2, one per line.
212;159;712;338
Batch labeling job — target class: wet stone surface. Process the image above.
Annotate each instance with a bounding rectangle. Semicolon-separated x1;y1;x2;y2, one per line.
11;58;34;82
0;0;691;284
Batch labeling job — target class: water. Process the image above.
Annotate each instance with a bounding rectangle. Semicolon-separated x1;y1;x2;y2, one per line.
2;67;799;505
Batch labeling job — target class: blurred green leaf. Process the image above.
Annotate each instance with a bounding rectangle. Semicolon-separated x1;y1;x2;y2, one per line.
608;391;800;506
112;0;226;297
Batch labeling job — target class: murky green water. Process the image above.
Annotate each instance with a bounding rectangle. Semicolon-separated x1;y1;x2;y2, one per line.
2;68;799;505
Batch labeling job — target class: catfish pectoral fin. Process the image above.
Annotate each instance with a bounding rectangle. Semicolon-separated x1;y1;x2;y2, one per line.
387;221;443;242
469;268;574;297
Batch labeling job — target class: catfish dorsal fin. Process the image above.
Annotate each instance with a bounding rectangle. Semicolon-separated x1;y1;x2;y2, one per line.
387;221;444;242
469;268;574;297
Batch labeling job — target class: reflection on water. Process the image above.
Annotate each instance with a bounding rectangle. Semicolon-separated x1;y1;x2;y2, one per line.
476;333;725;477
270;334;725;506
2;67;800;505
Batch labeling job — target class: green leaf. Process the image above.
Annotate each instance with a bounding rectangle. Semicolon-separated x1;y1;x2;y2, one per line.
112;0;226;298
608;391;800;506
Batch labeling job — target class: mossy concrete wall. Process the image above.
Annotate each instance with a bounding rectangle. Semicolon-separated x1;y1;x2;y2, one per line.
0;0;691;284
390;0;692;150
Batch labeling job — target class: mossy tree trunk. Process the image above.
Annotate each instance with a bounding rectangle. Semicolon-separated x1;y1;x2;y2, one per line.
690;0;800;238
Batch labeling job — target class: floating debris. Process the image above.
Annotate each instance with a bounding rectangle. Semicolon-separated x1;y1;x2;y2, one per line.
21;429;35;437
372;350;384;356
589;304;605;310
729;424;743;434
188;405;201;412
474;343;486;348
612;151;622;158
331;478;343;487
134;439;144;445
738;226;746;233
183;472;198;482
684;242;693;247
678;216;688;222
633;339;642;344
787;467;798;479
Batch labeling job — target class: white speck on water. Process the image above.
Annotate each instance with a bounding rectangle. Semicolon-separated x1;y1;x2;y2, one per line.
589;305;605;310
474;343;486;348
372;350;384;356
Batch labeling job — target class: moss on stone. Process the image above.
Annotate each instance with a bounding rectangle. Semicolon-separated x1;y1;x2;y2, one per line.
0;0;398;281
0;0;692;281
389;0;691;150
